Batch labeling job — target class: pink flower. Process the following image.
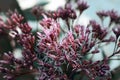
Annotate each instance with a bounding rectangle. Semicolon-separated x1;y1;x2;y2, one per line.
40;17;60;37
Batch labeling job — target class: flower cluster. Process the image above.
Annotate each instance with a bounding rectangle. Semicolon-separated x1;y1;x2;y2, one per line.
97;10;120;23
0;0;120;80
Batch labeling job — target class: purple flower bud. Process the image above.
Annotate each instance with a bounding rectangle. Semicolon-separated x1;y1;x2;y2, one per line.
77;0;89;14
18;23;32;33
57;7;76;19
31;6;44;18
90;20;107;40
65;3;72;9
68;10;77;19
107;10;120;23
97;10;108;19
18;34;35;50
113;25;120;38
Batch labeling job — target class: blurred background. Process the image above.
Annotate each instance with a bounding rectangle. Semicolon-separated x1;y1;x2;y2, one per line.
0;0;120;80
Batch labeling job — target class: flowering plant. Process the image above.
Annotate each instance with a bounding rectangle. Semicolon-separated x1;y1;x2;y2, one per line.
0;0;120;80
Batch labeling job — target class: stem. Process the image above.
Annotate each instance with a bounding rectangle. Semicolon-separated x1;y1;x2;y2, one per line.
109;58;120;60
89;54;95;61
75;14;81;25
36;19;39;33
108;50;120;58
113;39;118;53
66;19;70;31
71;19;74;32
34;17;40;45
108;20;112;28
61;27;67;33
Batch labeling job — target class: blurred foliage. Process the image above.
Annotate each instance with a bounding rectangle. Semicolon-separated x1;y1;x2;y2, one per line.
23;0;48;21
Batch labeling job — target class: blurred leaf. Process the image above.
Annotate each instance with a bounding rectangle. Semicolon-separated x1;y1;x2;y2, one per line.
23;9;36;21
111;66;120;80
37;1;49;6
0;36;13;54
22;1;49;21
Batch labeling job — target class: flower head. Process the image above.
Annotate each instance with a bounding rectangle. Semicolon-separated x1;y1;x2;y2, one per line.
77;0;89;14
57;7;76;20
90;20;107;40
97;10;108;19
32;6;44;18
107;10;120;23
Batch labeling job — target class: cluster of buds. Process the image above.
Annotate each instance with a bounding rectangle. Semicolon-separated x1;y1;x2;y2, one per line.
90;20;108;40
0;0;120;80
0;11;40;80
97;10;120;24
56;6;77;20
77;0;89;14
